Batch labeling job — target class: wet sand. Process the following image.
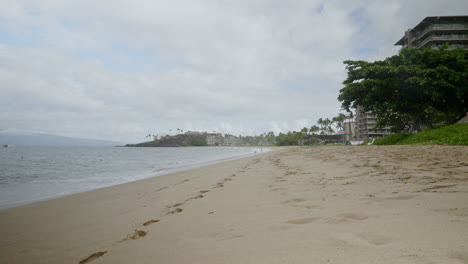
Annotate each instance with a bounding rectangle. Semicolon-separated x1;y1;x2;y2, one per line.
0;145;467;263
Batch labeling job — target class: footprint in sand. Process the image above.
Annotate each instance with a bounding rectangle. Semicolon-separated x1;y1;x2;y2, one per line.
285;170;297;176
79;251;108;264
327;213;369;224
154;186;168;193
386;195;415;200
341;213;369;221
117;230;148;243
200;190;209;193
283;198;306;204
190;194;204;200
356;232;393;246
285;217;320;224
143;219;159;226
270;187;286;192
167;208;183;214
176;179;189;185
333;232;393;247
129;230;147;240
304;205;320;209
170;192;206;209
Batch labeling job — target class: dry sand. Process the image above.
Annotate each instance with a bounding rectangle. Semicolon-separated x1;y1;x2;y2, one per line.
1;145;467;264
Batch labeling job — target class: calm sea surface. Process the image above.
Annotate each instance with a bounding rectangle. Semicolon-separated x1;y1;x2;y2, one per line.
0;146;262;210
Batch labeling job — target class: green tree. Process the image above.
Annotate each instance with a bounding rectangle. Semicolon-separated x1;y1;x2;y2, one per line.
317;118;335;135
332;113;347;132
266;131;276;144
317;118;325;135
338;47;468;132
309;125;320;135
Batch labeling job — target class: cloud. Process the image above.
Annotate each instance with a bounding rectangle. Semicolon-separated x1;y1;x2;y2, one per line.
1;0;467;142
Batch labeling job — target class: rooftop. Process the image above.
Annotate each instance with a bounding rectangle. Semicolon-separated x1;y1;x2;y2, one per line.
395;16;468;46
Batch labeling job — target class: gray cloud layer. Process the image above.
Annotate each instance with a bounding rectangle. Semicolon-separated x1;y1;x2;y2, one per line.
1;0;467;142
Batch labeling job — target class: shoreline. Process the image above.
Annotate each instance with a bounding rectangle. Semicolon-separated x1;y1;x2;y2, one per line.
0;145;467;263
0;146;268;211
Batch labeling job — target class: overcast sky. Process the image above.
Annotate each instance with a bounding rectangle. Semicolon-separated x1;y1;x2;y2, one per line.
1;0;467;142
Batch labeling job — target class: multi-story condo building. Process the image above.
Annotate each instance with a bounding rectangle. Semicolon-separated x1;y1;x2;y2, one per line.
395;16;468;49
206;133;223;145
206;133;242;146
223;135;243;146
355;106;392;140
343;121;356;141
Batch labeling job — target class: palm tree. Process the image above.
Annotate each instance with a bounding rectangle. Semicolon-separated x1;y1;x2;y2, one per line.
317;118;325;135
309;125;320;135
323;118;334;134
333;113;347;132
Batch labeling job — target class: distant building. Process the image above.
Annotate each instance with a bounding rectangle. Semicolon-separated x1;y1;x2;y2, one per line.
395;16;468;50
206;133;242;146
223;135;243;146
343;121;356;141
355;106;392;140
206;133;223;145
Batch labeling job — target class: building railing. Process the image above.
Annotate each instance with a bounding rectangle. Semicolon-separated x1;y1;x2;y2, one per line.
415;34;468;48
414;24;468;41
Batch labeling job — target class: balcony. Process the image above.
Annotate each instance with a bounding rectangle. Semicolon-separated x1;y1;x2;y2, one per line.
413;24;468;41
415;33;468;49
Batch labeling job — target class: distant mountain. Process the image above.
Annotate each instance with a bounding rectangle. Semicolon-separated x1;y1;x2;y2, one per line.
0;131;122;146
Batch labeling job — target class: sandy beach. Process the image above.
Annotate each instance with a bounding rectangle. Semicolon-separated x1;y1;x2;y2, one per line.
1;145;467;264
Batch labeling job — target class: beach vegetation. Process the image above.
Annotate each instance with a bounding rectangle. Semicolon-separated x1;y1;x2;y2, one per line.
127;133;208;147
276;131;305;146
339;47;468;132
372;133;412;145
373;123;468;145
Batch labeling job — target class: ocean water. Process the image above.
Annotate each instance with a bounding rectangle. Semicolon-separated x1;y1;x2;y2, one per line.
0;146;262;210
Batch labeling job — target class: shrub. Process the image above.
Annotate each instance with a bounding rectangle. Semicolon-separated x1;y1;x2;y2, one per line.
372;123;468;145
373;133;411;145
398;123;468;145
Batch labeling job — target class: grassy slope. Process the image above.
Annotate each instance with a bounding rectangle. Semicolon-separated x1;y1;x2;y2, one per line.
373;123;468;145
